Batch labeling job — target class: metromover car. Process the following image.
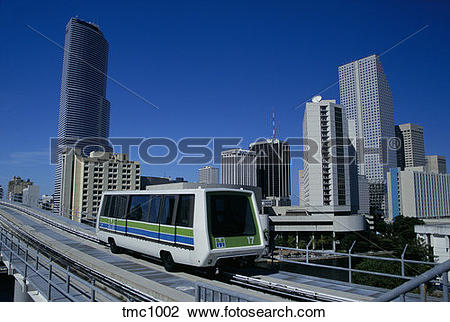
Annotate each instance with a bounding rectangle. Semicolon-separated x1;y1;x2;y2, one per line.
96;187;265;271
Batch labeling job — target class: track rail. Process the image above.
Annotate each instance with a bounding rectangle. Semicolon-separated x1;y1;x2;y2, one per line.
223;272;355;302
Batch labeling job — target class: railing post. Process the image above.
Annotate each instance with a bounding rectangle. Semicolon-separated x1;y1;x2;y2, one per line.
195;284;201;301
401;244;408;277
442;272;449;302
419;283;426;301
66;266;71;294
24;245;29;281
271;246;274;267
90;277;96;302
35;249;40;271
306;238;313;264
48;259;53;301
8;243;13;275
348;241;356;284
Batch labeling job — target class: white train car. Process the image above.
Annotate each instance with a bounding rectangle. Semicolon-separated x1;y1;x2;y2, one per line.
96;187;265;271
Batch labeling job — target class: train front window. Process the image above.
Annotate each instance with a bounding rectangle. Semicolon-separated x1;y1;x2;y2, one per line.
207;193;256;237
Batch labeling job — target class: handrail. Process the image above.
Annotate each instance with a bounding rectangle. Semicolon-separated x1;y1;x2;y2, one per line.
372;259;450;302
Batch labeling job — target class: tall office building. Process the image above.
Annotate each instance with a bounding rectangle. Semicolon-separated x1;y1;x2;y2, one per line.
0;185;3;200
60;148;140;221
221;149;257;186
339;54;396;210
387;167;450;220
54;18;112;215
302;99;351;209
425;155;447;174
250;139;291;205
395;123;425;170
198;166;219;184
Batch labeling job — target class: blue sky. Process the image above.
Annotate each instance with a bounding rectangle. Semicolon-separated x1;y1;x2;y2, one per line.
1;0;449;203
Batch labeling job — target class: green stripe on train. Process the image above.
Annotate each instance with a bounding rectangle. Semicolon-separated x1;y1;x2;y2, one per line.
100;216;193;237
126;220;158;232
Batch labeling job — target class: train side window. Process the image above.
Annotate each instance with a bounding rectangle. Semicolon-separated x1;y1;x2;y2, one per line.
111;195;128;219
159;195;177;225
127;195;150;222
147;195;162;223
100;195;113;217
175;194;194;227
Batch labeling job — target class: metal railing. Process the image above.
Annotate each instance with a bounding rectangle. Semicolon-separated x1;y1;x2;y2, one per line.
195;282;266;302
0;205;159;302
0;226;118;302
271;241;449;301
273;242;436;281
373;259;450;302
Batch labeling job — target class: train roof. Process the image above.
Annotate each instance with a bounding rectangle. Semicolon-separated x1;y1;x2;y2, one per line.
101;184;256;195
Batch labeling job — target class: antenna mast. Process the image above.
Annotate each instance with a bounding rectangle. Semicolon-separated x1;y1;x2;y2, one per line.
272;109;275;141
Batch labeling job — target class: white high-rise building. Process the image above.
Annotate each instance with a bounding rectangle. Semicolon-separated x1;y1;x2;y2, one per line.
387;167;450;221
221;149;257;186
302;99;351;209
339;54;396;209
198;166;219;184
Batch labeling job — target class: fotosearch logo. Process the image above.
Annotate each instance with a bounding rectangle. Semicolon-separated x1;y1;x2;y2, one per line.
48;136;401;166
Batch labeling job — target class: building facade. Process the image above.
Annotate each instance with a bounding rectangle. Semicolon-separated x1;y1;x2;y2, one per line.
395;123;425;170
302;99;351;209
339;54;396;210
198;166;219;184
54;18;112;215
22;185;40;208
249;139;291;205
298;170;304;207
7;177;34;203
60;149;140;221
425;155;447;174
415;224;450;263
221;149;257;187
387;167;450;221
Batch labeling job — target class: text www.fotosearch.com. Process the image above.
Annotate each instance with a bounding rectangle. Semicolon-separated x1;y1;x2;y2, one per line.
121;305;326;319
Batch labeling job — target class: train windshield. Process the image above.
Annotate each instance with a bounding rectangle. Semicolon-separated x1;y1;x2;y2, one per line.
207;192;256;237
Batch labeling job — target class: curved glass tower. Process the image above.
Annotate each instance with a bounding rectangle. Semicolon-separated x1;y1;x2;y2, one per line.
54;18;111;214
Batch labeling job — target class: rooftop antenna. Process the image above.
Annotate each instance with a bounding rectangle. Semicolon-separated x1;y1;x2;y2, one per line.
272;109;275;141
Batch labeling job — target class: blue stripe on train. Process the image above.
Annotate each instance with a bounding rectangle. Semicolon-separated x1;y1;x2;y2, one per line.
101;223;194;246
126;226;159;240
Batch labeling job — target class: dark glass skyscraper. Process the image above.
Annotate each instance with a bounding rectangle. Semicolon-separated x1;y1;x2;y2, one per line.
249;139;291;205
54;18;111;214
